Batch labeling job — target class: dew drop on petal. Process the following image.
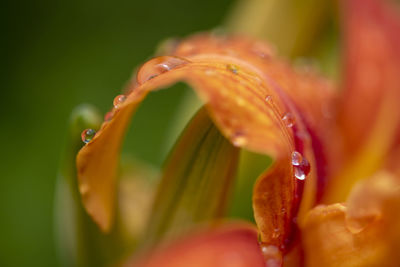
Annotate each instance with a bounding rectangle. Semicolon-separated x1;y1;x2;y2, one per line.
291;151;303;166
291;151;310;180
259;243;282;267
226;64;238;74
265;95;273;102
136;56;190;84
81;128;96;144
232;131;247;147
282;113;295;128
113;94;127;109
294;168;306;180
104;111;114;122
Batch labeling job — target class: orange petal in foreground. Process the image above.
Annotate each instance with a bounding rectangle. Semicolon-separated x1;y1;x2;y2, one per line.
302;170;400;266
125;224;265;267
76;33;335;254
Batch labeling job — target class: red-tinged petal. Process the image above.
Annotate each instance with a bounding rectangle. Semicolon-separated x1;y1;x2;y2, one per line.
126;224;265;267
301;170;400;266
76;34;333;239
326;0;400;202
173;34;335;207
173;34;336;137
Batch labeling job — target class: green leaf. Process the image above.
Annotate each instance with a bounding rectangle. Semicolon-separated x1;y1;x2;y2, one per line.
55;104;123;267
141;107;240;247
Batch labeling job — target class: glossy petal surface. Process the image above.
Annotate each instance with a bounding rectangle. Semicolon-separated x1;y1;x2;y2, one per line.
76;34;334;238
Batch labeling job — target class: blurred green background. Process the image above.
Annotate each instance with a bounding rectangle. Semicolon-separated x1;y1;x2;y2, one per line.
0;0;235;266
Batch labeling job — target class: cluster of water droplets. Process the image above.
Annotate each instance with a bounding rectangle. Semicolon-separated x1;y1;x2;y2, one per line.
136;56;190;84
80;56;192;144
291;151;310;180
259;243;282;267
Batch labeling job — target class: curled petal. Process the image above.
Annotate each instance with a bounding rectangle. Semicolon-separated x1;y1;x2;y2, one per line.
76;34;333;241
302;171;400;266
126;224;265;267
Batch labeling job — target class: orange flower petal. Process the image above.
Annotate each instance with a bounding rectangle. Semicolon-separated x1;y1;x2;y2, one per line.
125;223;265;267
302;170;400;266
327;0;400;202
76;34;334;237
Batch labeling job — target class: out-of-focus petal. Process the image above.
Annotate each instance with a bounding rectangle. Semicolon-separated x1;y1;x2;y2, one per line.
142;107;239;245
76;34;334;242
302;170;400;266
327;0;400;202
126;224;265;267
225;0;332;57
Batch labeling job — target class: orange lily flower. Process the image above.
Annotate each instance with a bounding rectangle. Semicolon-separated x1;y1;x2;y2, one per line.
74;0;400;266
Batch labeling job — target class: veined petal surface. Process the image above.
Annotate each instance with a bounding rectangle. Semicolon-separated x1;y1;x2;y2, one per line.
76;33;335;247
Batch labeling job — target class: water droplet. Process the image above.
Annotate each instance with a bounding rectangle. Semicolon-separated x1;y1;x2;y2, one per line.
265;95;273;102
226;64;238;74
294;168;306;180
282;113;295;127
104;111;114;121
260;244;279;255
136;56;190;84
232;131;247;147
291;151;310;180
291;151;303;166
259;243;282;266
81;128;96;144
113;94;126;108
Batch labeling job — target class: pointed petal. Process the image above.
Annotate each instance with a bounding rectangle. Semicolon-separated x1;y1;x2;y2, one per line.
76;34;334;236
126;224;265;267
327;0;400;202
302;170;400;266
